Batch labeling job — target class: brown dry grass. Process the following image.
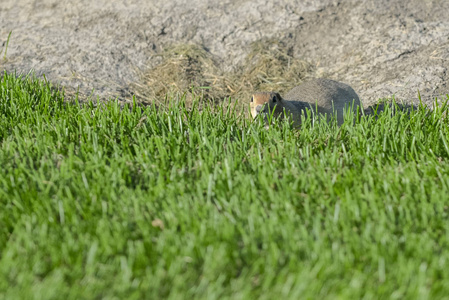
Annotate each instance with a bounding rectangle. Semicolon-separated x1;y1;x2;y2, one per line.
129;39;314;109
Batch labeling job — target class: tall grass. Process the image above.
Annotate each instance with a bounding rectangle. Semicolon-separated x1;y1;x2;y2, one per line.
1;72;449;299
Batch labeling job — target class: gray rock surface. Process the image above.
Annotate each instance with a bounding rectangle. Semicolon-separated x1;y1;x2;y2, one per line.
1;0;448;106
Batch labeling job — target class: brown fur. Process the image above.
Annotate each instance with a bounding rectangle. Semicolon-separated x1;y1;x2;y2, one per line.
250;78;361;127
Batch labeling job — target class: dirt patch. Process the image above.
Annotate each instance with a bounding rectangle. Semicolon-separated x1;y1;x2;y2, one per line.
1;0;449;108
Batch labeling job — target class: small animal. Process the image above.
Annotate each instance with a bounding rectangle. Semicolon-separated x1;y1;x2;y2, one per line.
250;78;361;127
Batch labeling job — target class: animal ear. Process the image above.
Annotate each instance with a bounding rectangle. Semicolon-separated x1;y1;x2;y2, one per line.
272;93;281;103
275;93;281;102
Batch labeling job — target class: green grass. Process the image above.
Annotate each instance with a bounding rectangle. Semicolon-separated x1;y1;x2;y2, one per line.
1;72;449;299
1;31;12;60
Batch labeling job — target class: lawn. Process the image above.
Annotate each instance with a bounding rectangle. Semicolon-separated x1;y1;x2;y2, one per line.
1;72;449;299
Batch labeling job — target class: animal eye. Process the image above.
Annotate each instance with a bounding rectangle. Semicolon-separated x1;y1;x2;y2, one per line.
251;96;254;103
272;95;277;103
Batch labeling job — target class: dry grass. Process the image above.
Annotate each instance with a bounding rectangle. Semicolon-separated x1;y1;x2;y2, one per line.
129;39;313;108
233;40;312;99
129;44;227;105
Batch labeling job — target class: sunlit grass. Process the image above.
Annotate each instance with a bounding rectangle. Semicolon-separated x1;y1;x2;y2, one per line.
1;72;449;299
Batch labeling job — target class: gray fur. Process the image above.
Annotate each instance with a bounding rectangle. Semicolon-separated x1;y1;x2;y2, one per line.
282;78;361;125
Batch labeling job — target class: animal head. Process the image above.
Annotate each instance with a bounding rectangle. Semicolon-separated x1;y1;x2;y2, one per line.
250;92;283;119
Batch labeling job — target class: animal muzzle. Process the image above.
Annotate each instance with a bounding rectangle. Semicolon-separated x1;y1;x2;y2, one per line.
256;105;270;118
254;104;270;122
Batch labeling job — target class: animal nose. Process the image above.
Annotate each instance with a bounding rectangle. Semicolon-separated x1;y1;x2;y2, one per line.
256;105;263;113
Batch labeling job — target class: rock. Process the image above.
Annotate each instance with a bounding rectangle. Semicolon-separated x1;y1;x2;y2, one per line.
1;0;448;107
